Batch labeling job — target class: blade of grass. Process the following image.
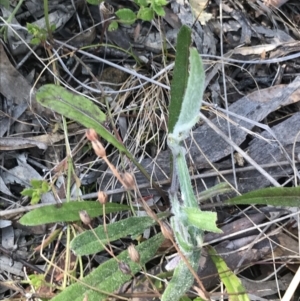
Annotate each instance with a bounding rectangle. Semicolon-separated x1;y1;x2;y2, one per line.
208;246;250;301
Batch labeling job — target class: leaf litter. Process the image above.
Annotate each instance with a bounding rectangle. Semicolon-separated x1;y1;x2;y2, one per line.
1;0;300;300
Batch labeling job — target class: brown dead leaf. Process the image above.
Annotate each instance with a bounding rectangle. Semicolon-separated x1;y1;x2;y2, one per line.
0;133;65;151
0;44;53;136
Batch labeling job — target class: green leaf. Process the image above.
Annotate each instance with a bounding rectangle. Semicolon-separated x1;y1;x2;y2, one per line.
71;215;165;255
51;233;164;301
115;8;137;25
137;7;154;21
225;186;300;206
154;0;168;6
26;23;37;34
36;84;128;154
135;0;147;6
168;25;191;133
36;84;106;121
30;179;42;189
152;4;165;16
171;47;205;140
41;181;49;193
28;274;46;289
31;192;41;205
21;188;34;197
183;208;222;233
108;20;118;31
162;250;201;301
208;246;250;301
19;202;130;226
20;180;50;205
30;37;41;45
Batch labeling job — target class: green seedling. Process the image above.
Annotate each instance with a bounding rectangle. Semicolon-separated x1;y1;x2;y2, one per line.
27;22;56;45
21;179;50;205
85;0;167;31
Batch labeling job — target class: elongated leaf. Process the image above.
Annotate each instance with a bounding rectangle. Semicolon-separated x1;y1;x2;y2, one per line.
225;186;300;206
172;48;205;140
51;233;164;301
168;25;191;133
19;202;129;226
36;85;128;153
208;246;250;301
71;215;166;255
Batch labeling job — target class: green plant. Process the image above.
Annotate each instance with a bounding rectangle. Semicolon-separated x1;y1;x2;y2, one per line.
161;25;221;301
26;23;55;45
19;129;167;300
21;179;50;205
26;22;55;45
0;0;54;45
108;0;167;31
26;0;56;45
28;24;243;300
28;274;54;290
20;22;298;299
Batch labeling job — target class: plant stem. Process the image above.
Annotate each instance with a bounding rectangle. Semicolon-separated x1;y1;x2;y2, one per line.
0;0;25;41
175;147;198;208
43;0;52;39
